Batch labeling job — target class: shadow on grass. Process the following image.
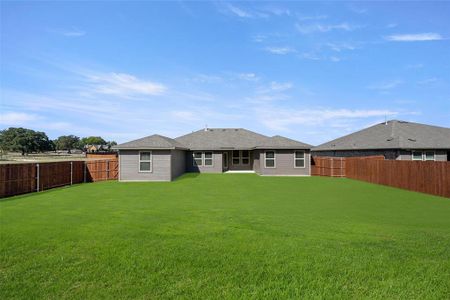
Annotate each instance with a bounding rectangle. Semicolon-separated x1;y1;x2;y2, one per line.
173;172;200;182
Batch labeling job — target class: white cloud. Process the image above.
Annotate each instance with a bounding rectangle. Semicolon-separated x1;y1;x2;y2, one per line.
348;5;368;14
368;80;403;90
261;6;291;16
238;73;260;81
297;15;328;21
265;46;296;55
417;78;439;85
85;72;167;97
50;28;86;37
296;23;358;34
385;33;443;42
330;56;341;62
269;81;293;92
0;112;40;125
299;52;321;61
171;111;199;122
252;34;266;43
256;107;399;131
225;3;252;18
326;42;357;52
386;23;398;29
189;74;223;84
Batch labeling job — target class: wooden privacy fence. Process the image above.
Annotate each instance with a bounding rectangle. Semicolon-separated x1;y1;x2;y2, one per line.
312;156;450;198
311;156;348;177
345;158;450;198
0;159;118;198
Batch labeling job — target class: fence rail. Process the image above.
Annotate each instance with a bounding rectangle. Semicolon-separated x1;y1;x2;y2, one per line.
312;156;450;198
0;159;118;198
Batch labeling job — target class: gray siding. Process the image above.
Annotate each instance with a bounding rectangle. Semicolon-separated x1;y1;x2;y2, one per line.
227;151;254;171
313;149;449;161
171;150;186;180
185;151;223;173
312;149;400;159
256;149;311;176
119;150;171;181
398;149;448;161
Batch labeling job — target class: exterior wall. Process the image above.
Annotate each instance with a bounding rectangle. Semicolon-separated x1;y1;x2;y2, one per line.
255;149;311;176
119;150;171;181
397;149;448;161
312;149;399;159
227;150;254;171
312;149;449;161
171;150;186;180
185;151;223;173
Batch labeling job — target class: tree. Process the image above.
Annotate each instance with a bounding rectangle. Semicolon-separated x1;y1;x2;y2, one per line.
80;136;107;147
54;135;80;152
0;127;53;155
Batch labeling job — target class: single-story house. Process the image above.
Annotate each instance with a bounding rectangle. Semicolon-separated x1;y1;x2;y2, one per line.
312;120;450;161
113;128;312;181
85;144;111;153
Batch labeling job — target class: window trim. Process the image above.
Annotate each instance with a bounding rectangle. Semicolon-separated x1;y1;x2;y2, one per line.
264;150;276;168
411;150;436;161
138;151;152;173
232;150;250;166
232;150;240;166
412;150;423;161
204;151;214;167
193;151;203;167
241;150;250;166
294;150;306;168
424;151;435;161
193;151;214;167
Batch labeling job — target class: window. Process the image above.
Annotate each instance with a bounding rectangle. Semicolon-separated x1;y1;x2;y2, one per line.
139;151;152;172
204;152;213;166
193;152;213;167
425;151;435;161
241;150;250;165
265;151;276;168
294;151;305;168
412;151;423;161
232;150;240;165
232;150;250;165
193;152;203;166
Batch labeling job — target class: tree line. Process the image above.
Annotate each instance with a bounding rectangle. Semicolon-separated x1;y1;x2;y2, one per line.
0;127;117;155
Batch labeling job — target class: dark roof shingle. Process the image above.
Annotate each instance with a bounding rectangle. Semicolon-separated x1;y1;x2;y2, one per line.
313;120;450;151
113;134;188;150
175;128;311;150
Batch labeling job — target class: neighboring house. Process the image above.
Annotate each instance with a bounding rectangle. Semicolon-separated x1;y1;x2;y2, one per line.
85;144;111;153
113;128;312;181
313;120;450;161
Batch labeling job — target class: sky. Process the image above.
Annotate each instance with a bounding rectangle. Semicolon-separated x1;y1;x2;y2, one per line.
1;1;449;145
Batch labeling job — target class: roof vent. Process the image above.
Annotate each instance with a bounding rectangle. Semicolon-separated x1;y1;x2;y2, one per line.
234;129;239;131
386;137;394;141
408;138;416;142
204;124;208;131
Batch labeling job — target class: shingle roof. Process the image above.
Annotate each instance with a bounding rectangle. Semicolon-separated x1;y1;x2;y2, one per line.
256;135;312;149
113;134;188;150
313;120;450;151
175;128;311;150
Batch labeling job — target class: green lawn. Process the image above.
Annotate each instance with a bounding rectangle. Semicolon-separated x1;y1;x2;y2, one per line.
1;174;449;299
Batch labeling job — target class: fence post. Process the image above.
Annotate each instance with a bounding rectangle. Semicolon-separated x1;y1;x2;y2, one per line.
107;160;110;180
70;161;73;185
331;158;334;177
340;158;343;177
84;161;87;183
36;163;40;192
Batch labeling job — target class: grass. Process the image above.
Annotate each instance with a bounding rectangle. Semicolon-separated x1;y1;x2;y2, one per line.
1;174;449;299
